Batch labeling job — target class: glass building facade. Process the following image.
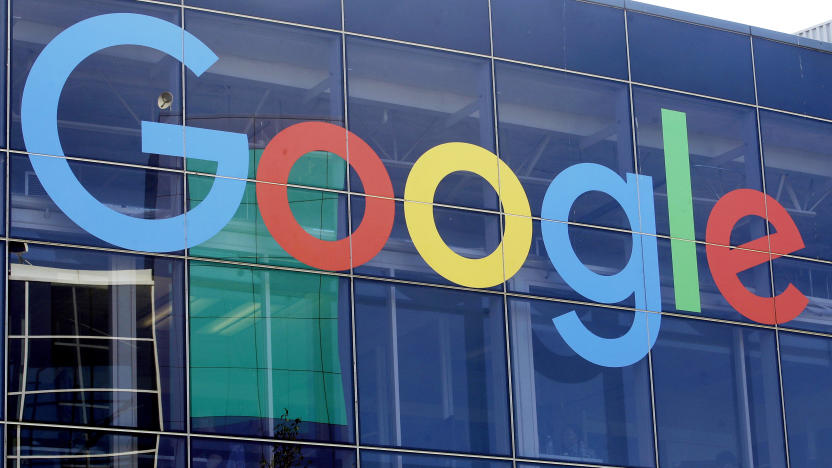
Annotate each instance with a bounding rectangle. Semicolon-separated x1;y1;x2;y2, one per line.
4;0;832;467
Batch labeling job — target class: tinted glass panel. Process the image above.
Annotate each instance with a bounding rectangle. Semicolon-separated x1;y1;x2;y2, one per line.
633;87;764;244
760;110;832;261
191;437;355;467
755;38;832;120
184;0;341;30
773;256;832;334
495;62;633;225
189;261;354;442
655;237;773;324
185;11;345;183
188;176;349;270
509;297;655;467
355;280;510;455
362;451;511;468
11;0;183;168
352;196;503;289
628;12;754;103
7;244;186;431
779;332;832;468
9;428;186;468
652;317;786;468
11;155;185;251
344;0;489;54
491;0;627;78
346;37;497;210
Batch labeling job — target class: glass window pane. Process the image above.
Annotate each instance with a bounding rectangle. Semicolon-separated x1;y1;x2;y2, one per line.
773;256;832;334
7;244;186;431
628;12;754;103
652;317;786;468
509;297;655;467
184;0;341;30
355;280;510;455
633;87;764;245
190;437;355;467
779;332;832;468
362;450;512;468
344;0;489;54
189;261;354;443
188;175;349;271
760;110;832;261
495;62;634;226
755;38;832;120
9;428;186;468
507;222;640;309
11;155;185;251
655;237;773;324
352;195;503;289
11;0;183;168
491;0;627;79
184;10;345;184
346;37;497;210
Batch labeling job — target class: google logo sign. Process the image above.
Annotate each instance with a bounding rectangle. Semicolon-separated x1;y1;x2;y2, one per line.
21;14;810;368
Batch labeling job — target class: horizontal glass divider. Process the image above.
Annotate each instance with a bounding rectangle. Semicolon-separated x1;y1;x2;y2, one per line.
9;388;159;396
8;449;158;460
7;335;154;341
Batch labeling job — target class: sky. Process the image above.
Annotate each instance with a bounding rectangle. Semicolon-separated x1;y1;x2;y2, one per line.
637;0;832;33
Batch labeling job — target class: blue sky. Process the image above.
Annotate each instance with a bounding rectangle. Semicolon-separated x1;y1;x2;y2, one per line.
638;0;832;33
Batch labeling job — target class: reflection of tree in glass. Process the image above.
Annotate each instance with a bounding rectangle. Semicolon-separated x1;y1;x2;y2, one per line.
261;409;306;468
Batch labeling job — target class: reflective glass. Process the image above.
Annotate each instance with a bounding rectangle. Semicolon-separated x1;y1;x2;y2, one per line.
9;428;186;468
633;87;764;245
779;332;832;468
184;10;345;183
773;256;832;334
507;222;640;309
190;437;355;467
11;154;185;251
354;280;510;455
509;297;655;467
189;261;354;442
344;0;489;54
652;317;786;468
760;110;832;261
185;0;341;30
11;0;183;168
628;12;754;103
491;0;627;79
187;176;348;270
755;38;832;120
7;244;186;431
361;451;511;468
352;196;503;289
346;37;498;210
495;62;634;225
655;237;773;324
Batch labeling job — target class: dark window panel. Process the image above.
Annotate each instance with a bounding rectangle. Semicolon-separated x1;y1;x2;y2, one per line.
491;0;627;79
779;332;832;468
10;155;185;251
344;0;490;54
355;280;511;455
11;0;183;168
633;87;764;245
495;61;634;226
184;0;341;30
652;317;786;468
362;450;512;468
346;37;497;210
755;38;832;120
773;256;832;334
191;438;355;467
628;12;755;103
188;261;355;443
7;244;186;431
184;10;345;182
509;297;655;467
760;110;832;261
